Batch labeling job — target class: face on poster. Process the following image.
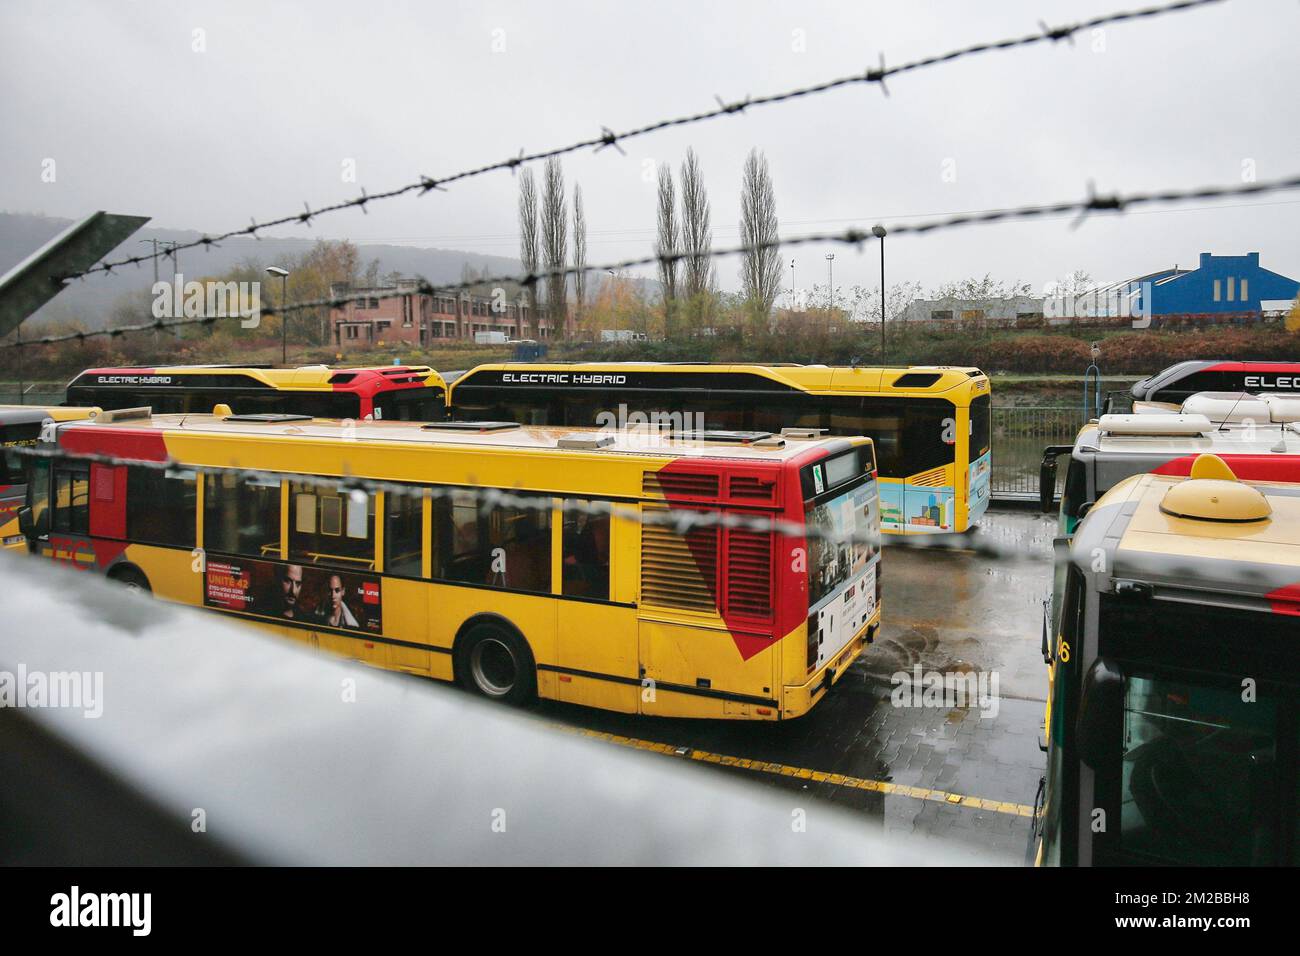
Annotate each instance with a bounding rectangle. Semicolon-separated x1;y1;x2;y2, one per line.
205;556;382;633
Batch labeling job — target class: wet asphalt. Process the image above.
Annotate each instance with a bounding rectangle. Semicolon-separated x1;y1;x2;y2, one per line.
536;508;1056;864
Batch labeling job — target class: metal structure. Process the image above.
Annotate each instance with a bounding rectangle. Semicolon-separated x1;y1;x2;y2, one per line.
0;211;149;337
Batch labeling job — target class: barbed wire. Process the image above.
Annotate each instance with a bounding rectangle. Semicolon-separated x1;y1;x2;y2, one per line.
8;439;1028;560
48;0;1225;285
13;170;1300;349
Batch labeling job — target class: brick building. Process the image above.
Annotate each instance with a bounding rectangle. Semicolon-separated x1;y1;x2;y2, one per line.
329;276;567;350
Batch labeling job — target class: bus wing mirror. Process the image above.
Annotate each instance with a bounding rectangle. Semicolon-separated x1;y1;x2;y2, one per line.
1038;446;1073;514
16;505;44;552
1040;598;1052;664
1076;657;1124;770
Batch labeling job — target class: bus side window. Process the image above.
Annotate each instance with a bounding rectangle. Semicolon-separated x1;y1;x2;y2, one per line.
901;401;955;476
204;473;282;558
384;488;424;577
845;398;903;477
432;489;550;594
289;484;375;569
52;465;89;535
562;502;610;601
126;466;196;548
753;399;822;437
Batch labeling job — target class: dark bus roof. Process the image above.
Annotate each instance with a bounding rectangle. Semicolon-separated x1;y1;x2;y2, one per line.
1131;360;1300;404
66;364;446;394
451;362;988;397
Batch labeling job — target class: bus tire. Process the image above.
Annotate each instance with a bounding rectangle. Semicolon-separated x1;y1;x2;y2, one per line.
107;565;151;595
456;621;536;705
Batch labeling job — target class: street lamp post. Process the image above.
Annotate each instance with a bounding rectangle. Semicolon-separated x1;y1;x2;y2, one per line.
266;266;290;365
825;253;835;312
872;224;887;363
790;258;796;310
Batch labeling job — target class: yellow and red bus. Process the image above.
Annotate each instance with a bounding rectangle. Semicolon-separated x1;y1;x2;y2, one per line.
65;364;447;421
450;362;991;534
19;411;881;720
1;405;99;549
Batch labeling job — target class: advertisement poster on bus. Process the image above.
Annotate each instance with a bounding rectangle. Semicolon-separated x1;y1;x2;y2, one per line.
205;556;382;633
806;483;880;671
968;450;992;522
879;481;956;533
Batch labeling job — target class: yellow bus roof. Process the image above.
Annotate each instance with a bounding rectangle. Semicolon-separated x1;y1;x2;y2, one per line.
65;412;865;464
1072;468;1300;610
0;404;99;423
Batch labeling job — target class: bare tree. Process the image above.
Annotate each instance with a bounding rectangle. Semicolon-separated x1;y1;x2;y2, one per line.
572;183;587;331
655;164;679;338
518;169;540;332
541;157;568;337
680;148;713;330
739;148;782;329
931;274;1033;300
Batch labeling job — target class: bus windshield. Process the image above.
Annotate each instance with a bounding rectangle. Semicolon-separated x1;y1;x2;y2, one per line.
1117;672;1279;866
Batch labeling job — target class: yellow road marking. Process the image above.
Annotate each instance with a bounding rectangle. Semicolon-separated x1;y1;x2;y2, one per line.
555;724;1034;819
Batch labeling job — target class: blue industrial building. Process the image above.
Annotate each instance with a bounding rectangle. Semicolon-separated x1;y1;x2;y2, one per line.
1126;252;1299;316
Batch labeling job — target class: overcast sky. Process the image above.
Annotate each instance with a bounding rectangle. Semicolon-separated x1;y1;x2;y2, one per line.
3;0;1298;298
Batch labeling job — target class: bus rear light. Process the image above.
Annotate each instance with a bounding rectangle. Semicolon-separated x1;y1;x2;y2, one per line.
559;674;572;683
756;707;773;716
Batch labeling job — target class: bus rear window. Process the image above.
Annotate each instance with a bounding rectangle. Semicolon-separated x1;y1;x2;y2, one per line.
373;389;446;422
801;447;872;499
970;395;990;459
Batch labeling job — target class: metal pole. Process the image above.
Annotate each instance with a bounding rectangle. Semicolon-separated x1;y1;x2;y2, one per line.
879;236;886;362
872;224;887;363
825;253;834;312
168;242;182;339
281;274;289;365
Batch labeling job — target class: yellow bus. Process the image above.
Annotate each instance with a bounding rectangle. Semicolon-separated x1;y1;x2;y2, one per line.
19;410;882;720
449;362;991;534
1;405;100;549
65;363;447;421
1031;455;1300;865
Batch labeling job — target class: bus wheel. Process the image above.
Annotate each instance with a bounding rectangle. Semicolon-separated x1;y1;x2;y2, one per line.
458;623;536;705
108;566;151;594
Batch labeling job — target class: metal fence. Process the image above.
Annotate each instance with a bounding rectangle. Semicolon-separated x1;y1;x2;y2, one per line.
990;405;1086;500
0;387;63;406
